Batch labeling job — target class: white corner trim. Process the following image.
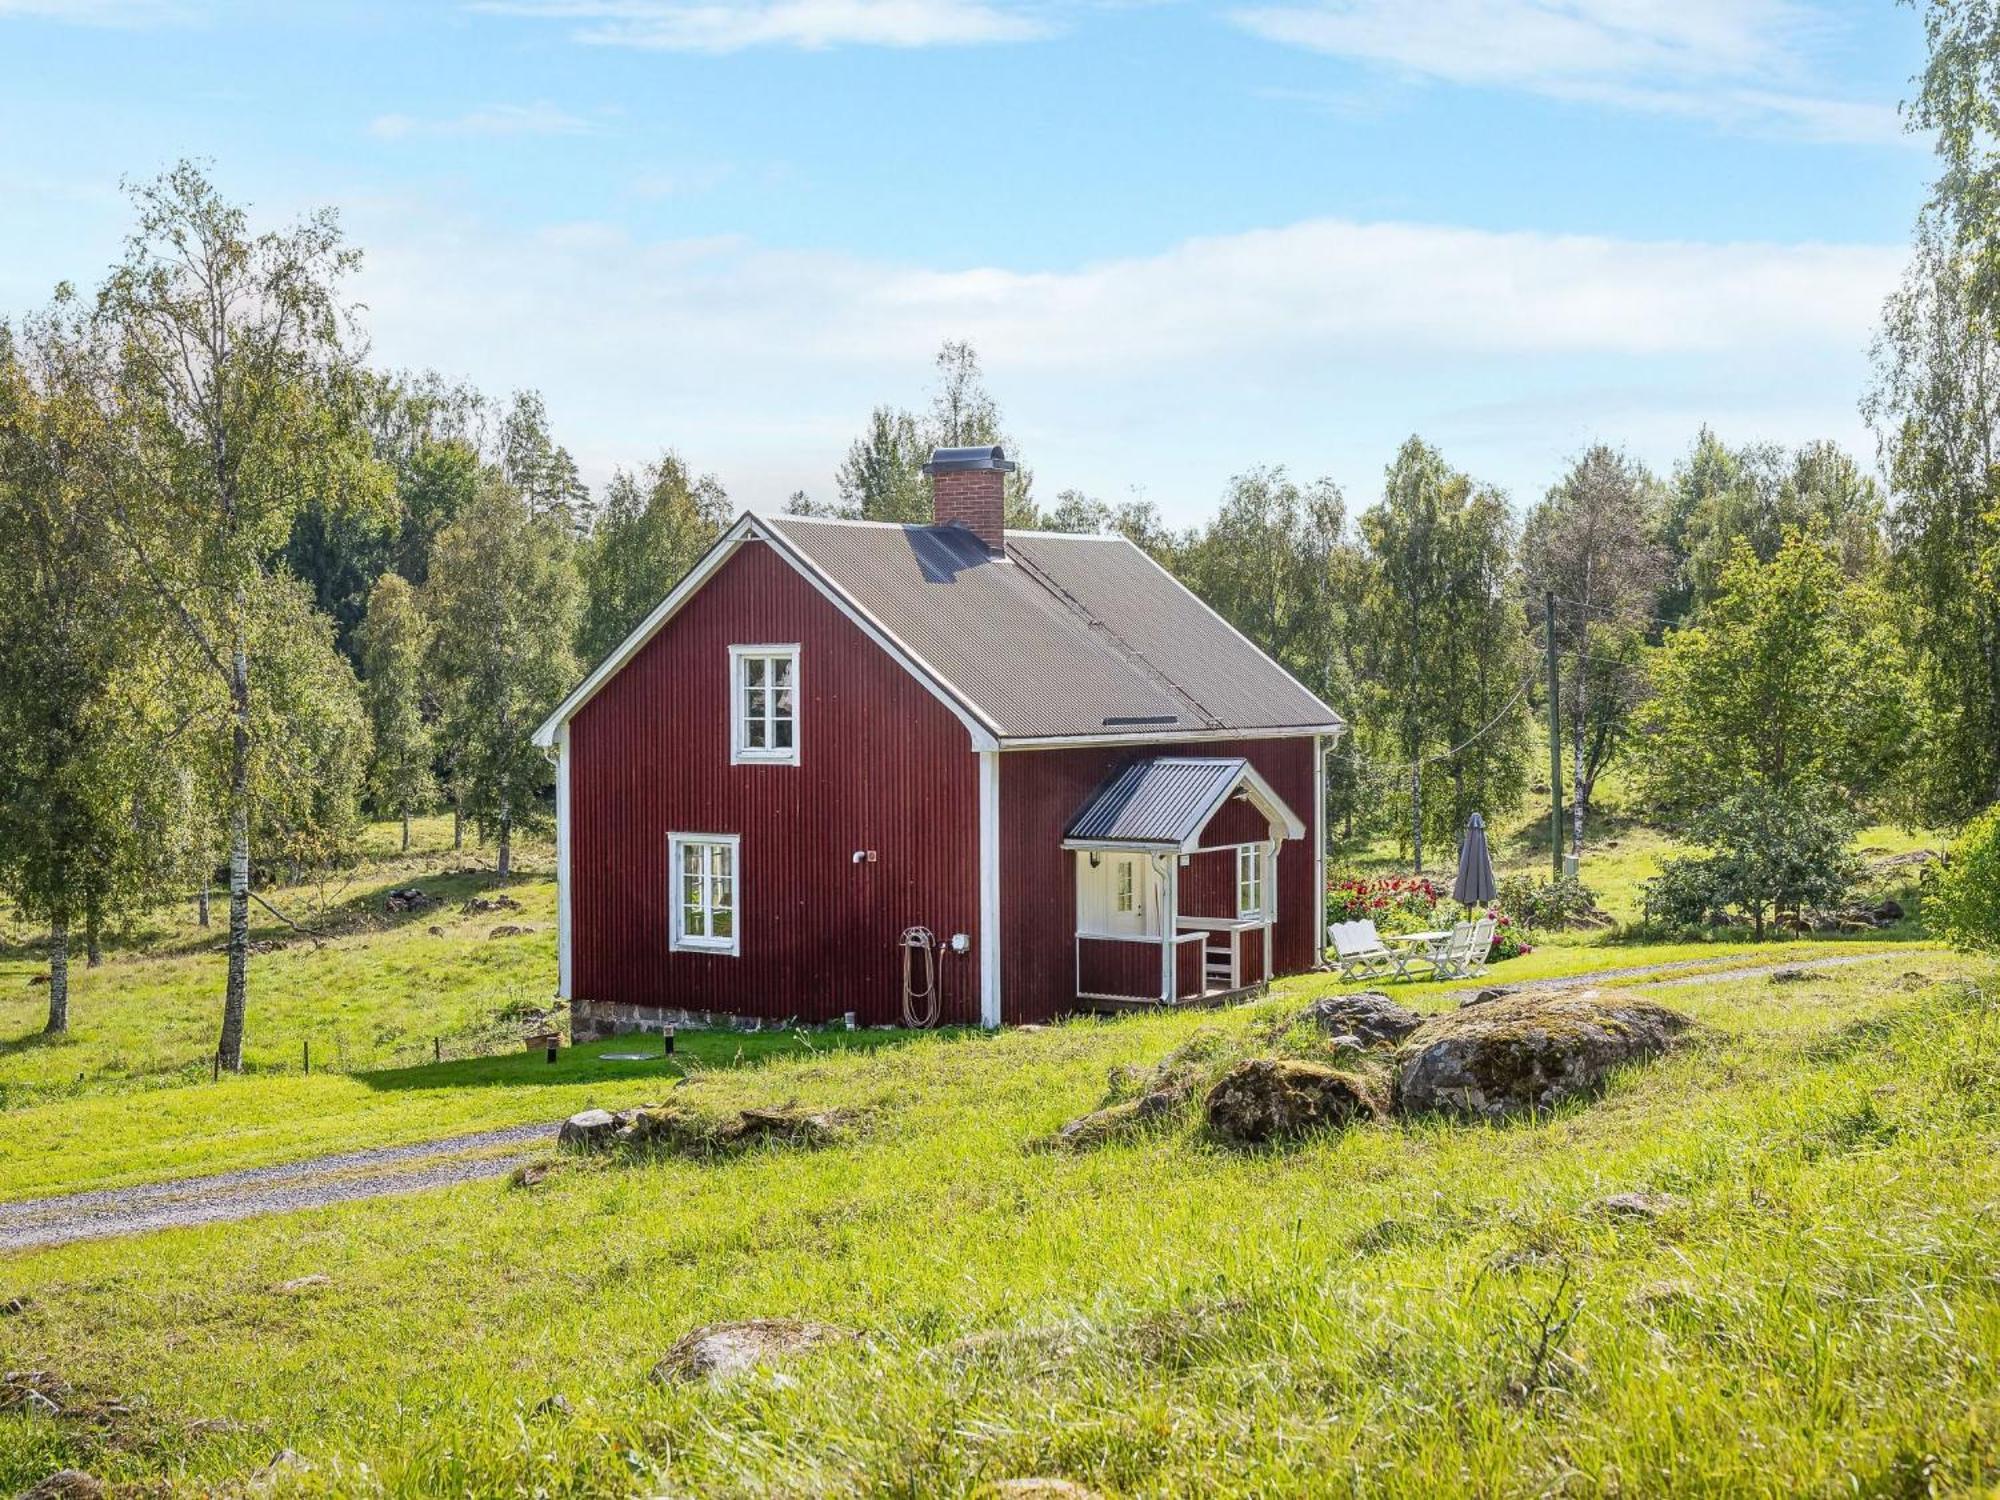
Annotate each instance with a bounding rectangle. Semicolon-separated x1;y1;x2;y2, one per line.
1313;732;1327;963
667;831;742;957
978;749;1001;1028
727;643;802;766
555;726;573;1000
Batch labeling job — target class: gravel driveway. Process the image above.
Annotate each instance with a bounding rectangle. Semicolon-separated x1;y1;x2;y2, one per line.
0;1123;548;1253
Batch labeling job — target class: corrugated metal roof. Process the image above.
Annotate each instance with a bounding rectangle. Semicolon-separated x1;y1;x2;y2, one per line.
1065;757;1249;846
762;515;1344;743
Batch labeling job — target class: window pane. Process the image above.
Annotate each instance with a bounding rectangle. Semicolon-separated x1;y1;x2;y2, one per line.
711;906;733;939
683;845;702;876
774;684;793;717
683;898;707;937
708;844;731;878
744;657;765;688
746;714;767;749
773;657;792;688
773;717;793;749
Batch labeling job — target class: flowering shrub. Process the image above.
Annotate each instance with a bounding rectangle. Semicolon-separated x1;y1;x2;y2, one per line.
1326;874;1533;961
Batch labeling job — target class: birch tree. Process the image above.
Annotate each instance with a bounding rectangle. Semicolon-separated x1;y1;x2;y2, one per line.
0;305;141;1032
1523;445;1668;855
95;162;385;1070
355;573;436;851
427;478;580;877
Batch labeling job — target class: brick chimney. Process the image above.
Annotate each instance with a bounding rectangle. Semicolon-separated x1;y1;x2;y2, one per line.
923;445;1016;553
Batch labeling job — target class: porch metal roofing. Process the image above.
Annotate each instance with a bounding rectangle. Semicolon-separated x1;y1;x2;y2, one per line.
1062;756;1303;851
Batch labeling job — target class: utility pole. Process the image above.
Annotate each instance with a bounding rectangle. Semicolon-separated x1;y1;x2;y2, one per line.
1545;592;1563;882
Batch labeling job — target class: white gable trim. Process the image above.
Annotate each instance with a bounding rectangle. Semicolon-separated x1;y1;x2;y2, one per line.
532;514;1000;751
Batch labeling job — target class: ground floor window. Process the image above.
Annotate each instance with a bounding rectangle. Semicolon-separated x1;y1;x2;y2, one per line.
1237;844;1265;918
670;832;740;955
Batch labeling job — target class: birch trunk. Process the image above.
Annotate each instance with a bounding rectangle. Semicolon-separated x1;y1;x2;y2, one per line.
217;627;252;1073
401;810;411;853
1570;605;1588;859
197;885;210;929
44;914;69;1035
497;794;513;879
452;804;463;851
1409;764;1423;874
85;897;102;968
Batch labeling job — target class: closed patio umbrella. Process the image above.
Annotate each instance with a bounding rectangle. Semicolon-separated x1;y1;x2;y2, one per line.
1452;813;1497;911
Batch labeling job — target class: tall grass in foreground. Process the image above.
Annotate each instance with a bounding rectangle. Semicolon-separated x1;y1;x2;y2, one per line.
3;954;1997;1495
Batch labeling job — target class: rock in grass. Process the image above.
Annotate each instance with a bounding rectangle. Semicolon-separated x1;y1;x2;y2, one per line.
973;1482;1107;1499
1050;1085;1187;1152
488;923;534;939
557;1109;619;1149
1394;989;1691;1122
1204;1059;1381;1144
650;1318;857;1382
0;1296;30;1317
271;1273;329;1294
17;1471;103;1500
2;1370;68;1415
509;1160;555;1189
1295;992;1422;1047
1768;968;1810;985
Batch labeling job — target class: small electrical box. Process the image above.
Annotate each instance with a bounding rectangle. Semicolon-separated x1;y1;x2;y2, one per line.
949;932;970;954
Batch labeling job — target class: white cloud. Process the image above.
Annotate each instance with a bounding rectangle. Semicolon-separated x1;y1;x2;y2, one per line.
368;102;599;141
346;203;1901;514
467;0;1053;51
1231;0;1906;145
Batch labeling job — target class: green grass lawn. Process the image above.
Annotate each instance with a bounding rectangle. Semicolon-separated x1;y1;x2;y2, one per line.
3;946;1996;1495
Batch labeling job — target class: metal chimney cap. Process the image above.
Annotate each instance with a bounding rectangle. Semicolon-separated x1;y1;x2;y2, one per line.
922;444;1017;475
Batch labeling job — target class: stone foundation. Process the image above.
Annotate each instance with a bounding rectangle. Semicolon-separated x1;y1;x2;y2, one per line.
570;997;791;1042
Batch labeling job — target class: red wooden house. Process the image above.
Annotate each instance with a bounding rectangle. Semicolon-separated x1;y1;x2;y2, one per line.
533;446;1343;1034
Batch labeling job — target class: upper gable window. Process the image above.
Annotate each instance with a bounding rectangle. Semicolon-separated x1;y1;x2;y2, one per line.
730;645;799;765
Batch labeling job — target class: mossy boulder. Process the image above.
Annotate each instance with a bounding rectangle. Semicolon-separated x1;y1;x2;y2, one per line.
1394;988;1690;1121
1295;992;1423;1047
1050;1085;1188;1152
1204;1059;1381;1144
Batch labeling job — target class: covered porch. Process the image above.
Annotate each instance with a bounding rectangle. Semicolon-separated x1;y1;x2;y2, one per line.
1063;756;1304;1012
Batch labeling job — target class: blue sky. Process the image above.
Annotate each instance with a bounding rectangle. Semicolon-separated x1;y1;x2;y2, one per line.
0;0;1936;523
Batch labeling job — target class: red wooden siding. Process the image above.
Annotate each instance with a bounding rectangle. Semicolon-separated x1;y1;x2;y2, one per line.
1077;936;1164;1000
1239;926;1265;984
1198;794;1275;849
1173;936;1205;1000
1179;848;1239;920
999;737;1319;1022
568;541;981;1026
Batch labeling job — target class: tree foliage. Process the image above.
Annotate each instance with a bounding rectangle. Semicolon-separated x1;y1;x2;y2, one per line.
427;478;580;878
1927;805;2000;952
1644;781;1860;940
1523;444;1668;852
577;451;728;667
1634;533;1915;825
354;572;436;849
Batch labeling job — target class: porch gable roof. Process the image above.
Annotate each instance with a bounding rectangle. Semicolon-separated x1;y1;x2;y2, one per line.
1061;756;1304;853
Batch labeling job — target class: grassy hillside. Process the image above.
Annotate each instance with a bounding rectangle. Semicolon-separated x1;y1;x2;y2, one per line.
3;948;1996;1495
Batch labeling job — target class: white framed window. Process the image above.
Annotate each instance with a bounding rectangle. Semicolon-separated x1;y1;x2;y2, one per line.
729;645;800;765
1237;844;1265;918
1113;859;1136;914
670;832;740;955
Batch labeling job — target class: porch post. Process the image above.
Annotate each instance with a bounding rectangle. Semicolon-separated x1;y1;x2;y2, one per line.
1262;838;1276;982
1159;853;1178;1002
